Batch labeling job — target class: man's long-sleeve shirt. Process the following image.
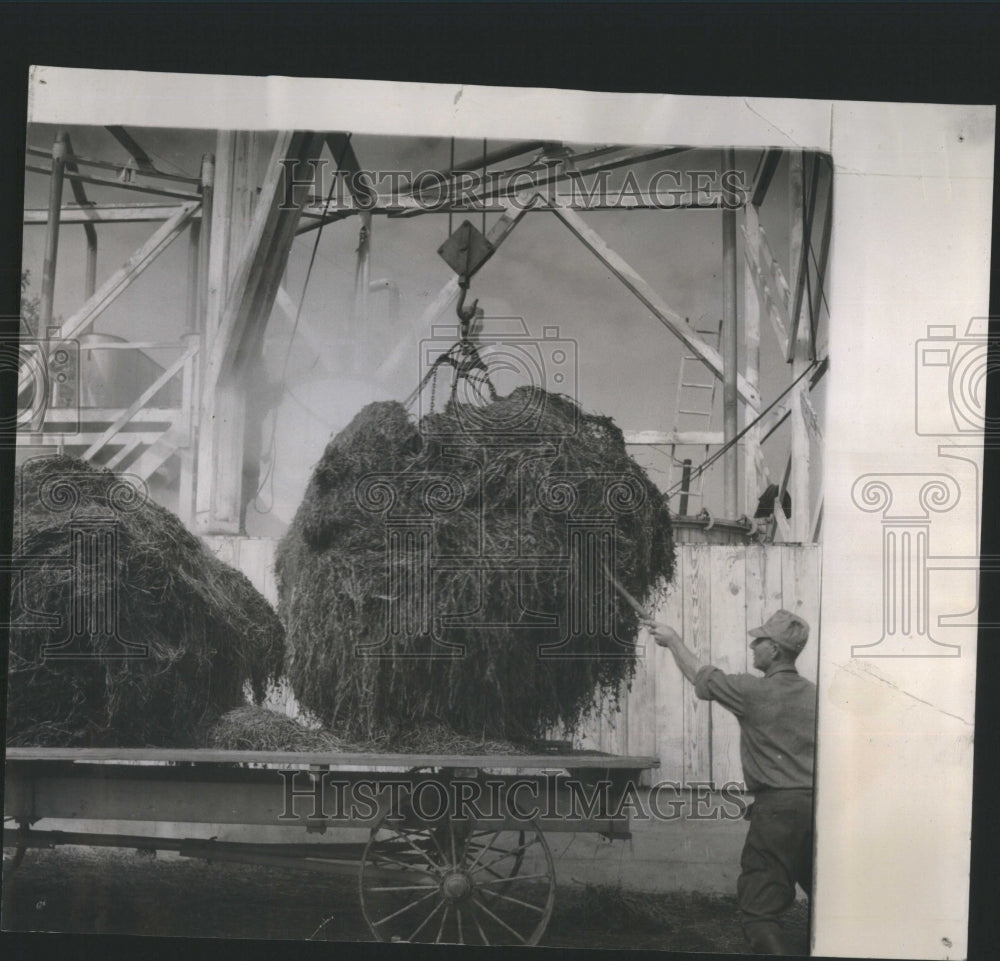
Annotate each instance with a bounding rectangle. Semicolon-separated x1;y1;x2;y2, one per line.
694;662;816;792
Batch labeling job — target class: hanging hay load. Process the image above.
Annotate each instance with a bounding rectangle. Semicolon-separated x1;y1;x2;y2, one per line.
276;386;675;745
6;455;285;747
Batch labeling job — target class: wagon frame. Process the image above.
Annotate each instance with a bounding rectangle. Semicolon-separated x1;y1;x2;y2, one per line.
3;746;657;945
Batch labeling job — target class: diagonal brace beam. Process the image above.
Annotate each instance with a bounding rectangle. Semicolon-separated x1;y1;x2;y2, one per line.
105;125;156;172
56;202;198;343
204;130;327;388
82;340;199;461
549;202;761;410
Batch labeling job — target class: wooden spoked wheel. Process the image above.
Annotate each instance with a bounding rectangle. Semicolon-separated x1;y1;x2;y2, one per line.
359;805;556;945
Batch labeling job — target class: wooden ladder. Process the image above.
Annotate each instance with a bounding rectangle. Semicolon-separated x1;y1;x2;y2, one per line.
669;319;723;513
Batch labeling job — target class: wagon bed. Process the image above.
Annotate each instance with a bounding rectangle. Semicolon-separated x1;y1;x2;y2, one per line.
4;746;658;946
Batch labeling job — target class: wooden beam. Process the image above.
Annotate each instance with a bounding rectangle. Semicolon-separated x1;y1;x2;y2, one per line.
204;131;326;386
786;153;821;363
325;133;364;195
26;164;201;201
55;202;198;343
62;133;99;300
811;499;824;542
5;745;657;768
760;357;829;441
104;435;144;471
230;133;258;281
550;202;760;410
129;426;188;482
204;132;236;343
401;140;552;194
42;407;183;424
197;131;325;534
28;143;200;184
17;431;179;448
105;125;156;172
39;132;68;333
741;223;790;356
624;430;724;446
481;146;694;206
294;190;732;234
24;204;200;225
82;341;198;461
809;156;834;358
788;152;811;543
721;148;739;517
773;456;793;543
23;188;734;229
743;204;767;514
749;149;782;207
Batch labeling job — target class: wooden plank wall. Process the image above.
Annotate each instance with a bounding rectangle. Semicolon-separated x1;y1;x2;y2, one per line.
575;544;821;788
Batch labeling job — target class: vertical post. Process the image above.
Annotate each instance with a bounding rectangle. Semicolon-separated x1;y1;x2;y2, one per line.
721;148;739;518
743;203;768;514
185;221;201;335
177;331;200;528
353;209;372;370
197;131;242;533
197;154;215;338
229;132;257;288
84;233;98;301
40;131;69;332
232;132;263;532
788;152;812;542
205;132;235;344
178;201;203;529
186;153;213;533
679;459;693;516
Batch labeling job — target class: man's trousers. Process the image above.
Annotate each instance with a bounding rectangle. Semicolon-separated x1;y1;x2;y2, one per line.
738;788;814;954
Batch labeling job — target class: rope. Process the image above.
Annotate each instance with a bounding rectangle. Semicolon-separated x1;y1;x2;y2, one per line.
664;359;819;500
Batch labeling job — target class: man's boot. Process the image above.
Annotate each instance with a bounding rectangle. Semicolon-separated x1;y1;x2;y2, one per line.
745;920;790;955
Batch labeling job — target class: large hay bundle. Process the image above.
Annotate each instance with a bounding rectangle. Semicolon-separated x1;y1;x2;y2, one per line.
6;455;285;747
276;388;674;744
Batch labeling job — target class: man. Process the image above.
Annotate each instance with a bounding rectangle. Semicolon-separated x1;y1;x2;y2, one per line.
644;609;816;956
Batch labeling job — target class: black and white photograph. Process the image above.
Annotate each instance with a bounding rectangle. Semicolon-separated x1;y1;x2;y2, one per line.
1;65;993;961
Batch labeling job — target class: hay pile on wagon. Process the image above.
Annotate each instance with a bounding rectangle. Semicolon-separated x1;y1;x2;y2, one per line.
6;455;285;747
204;707;526;755
276;387;674;745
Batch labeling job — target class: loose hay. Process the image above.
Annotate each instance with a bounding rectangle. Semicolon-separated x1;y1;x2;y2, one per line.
276;388;674;744
204;706;359;752
370;720;527;756
203;709;523;755
6;455;285;747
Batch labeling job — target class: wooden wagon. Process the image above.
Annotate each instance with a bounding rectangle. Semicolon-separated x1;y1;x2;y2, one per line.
3;746;657;945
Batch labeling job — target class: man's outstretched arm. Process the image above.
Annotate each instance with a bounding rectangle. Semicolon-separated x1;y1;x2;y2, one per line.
643;620;706;684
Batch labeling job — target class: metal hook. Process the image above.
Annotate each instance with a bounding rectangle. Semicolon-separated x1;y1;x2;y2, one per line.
456;276;479;337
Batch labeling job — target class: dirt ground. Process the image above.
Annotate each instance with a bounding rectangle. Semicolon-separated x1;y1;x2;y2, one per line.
2;847;809;953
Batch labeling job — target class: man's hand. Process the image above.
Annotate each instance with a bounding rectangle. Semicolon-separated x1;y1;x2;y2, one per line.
643;619;682;649
643;619;704;683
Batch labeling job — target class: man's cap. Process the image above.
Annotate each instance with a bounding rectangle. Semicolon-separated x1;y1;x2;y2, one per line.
748;609;809;654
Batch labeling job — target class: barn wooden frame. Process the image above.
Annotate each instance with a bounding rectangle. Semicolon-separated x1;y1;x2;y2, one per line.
20;128;830;543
